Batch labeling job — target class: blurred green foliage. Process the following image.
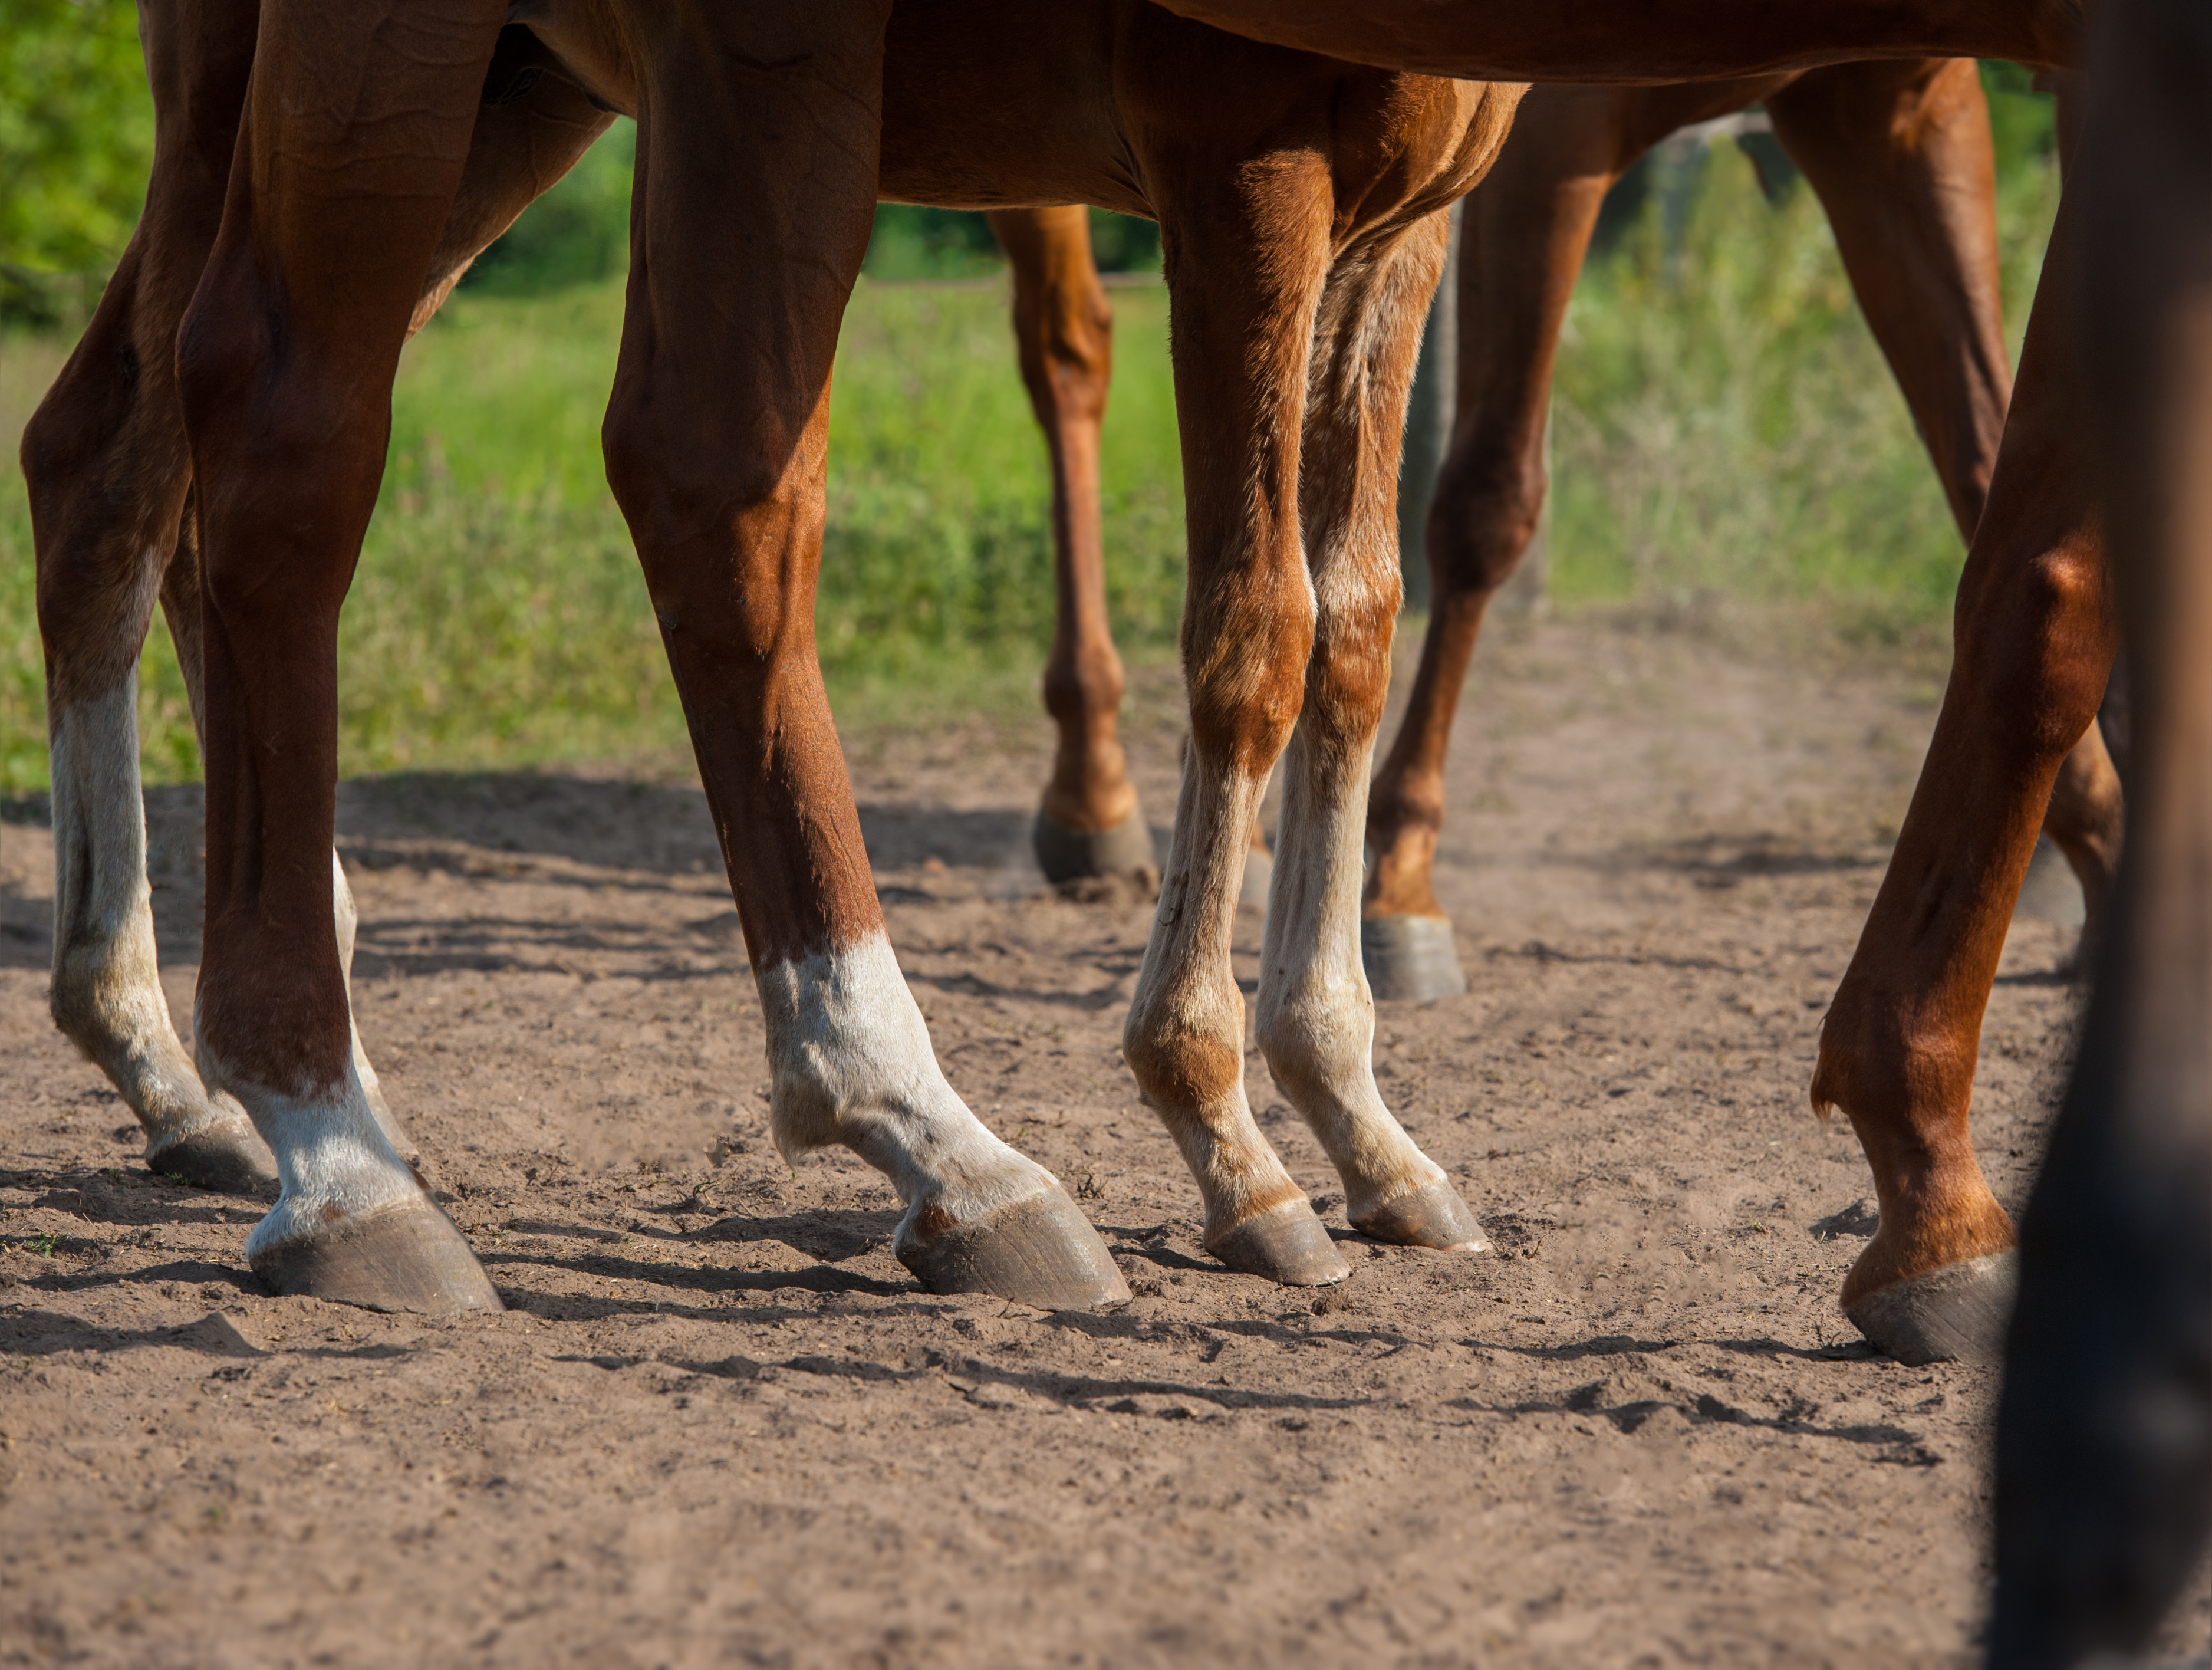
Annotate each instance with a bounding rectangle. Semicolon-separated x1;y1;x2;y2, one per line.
0;0;153;324
1546;97;2060;638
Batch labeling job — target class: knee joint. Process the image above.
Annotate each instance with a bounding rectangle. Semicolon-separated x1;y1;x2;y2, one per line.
1427;445;1546;599
1184;580;1313;772
1124;987;1246;1112
1957;546;2112;755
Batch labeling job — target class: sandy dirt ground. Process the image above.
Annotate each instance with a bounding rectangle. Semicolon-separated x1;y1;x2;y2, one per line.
2;615;2206;1668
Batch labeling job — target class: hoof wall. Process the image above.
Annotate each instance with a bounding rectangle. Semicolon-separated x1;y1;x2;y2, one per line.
1035;807;1157;885
1352;1179;1490;1252
900;1186;1130;1309
146;1117;276;1193
252;1201;502;1316
1362;915;1468;1002
1845;1251;2017;1365
1208;1200;1351;1286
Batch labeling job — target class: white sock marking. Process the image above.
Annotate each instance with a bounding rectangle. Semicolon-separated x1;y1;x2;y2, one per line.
755;933;1051;1222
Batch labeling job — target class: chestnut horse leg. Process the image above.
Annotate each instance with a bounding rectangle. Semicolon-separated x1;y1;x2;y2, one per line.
602;11;1123;1309
174;0;524;1312
1769;57;2122;954
1122;146;1350;1284
985;206;1157;887
24;8;608;1201
1364;78;1793;1001
1258;211;1490;1251
1994;0;2212;1648
1812;190;2114;1362
22;0;272;1191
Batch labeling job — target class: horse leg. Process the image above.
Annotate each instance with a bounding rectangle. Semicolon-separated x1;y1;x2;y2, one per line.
175;0;511;1312
603;10;1123;1310
1811;189;2113;1362
1993;3;2212;1649
28;4;610;1207
22;0;274;1192
1770;56;2123;949
1364;78;1790;1001
987;207;1156;887
1122;146;1348;1286
1258;213;1488;1249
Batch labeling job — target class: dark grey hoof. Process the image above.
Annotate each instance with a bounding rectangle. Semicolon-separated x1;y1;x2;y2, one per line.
899;1185;1130;1310
1844;1250;2017;1365
1207;1199;1351;1286
1239;848;1273;912
145;1116;277;1193
1361;915;1468;1001
251;1200;502;1315
1034;807;1157;885
1352;1178;1490;1252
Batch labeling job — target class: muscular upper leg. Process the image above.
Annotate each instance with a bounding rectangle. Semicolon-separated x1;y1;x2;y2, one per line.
413;45;616;334
23;0;260;702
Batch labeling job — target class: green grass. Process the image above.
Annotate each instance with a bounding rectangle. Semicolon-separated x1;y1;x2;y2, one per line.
1545;130;2060;643
0;128;2060;792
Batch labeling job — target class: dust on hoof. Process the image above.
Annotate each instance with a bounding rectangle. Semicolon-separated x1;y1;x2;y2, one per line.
1033;806;1158;886
146;1116;276;1193
1351;1179;1490;1252
1207;1199;1351;1286
251;1199;502;1316
898;1185;1131;1310
1239;848;1273;912
1361;915;1468;1002
1844;1250;2017;1365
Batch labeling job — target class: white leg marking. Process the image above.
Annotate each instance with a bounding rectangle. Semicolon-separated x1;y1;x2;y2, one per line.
1258;722;1444;1221
1125;761;1306;1237
196;1037;424;1259
48;685;255;1150
331;849;413;1162
755;933;1054;1227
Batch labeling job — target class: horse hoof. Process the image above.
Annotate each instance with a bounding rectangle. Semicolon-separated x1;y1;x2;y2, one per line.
251;1198;502;1315
900;1185;1131;1310
1207;1199;1351;1286
1033;807;1157;885
1844;1250;2017;1365
1352;1179;1490;1252
1361;915;1468;1001
145;1113;277;1193
1239;847;1273;912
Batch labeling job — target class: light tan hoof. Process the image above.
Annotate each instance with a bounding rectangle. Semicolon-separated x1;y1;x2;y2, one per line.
1844;1250;2017;1365
1352;1179;1490;1252
251;1199;502;1315
1207;1199;1351;1286
899;1184;1130;1310
1361;915;1468;1001
1034;807;1157;885
146;1114;277;1194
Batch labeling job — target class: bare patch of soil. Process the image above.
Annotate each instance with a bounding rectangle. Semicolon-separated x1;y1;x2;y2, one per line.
2;617;2204;1667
